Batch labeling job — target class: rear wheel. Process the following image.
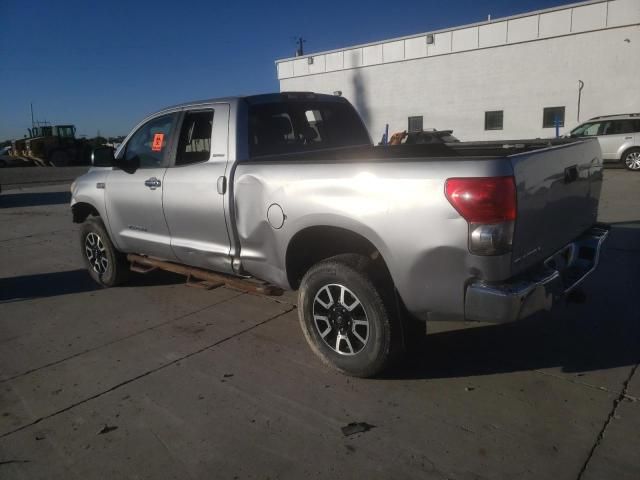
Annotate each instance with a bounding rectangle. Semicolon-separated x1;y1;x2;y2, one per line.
623;148;640;171
297;254;402;377
80;217;129;287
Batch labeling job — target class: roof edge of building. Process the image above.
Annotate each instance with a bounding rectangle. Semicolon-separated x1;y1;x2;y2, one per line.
275;0;609;64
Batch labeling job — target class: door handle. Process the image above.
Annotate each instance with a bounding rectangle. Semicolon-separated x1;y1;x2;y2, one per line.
217;176;227;195
144;177;161;189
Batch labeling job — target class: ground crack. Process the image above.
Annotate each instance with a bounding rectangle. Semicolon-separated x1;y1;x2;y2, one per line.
0;304;295;439
0;291;245;383
576;362;639;480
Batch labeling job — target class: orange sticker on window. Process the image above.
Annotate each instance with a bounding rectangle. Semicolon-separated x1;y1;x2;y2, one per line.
151;133;164;152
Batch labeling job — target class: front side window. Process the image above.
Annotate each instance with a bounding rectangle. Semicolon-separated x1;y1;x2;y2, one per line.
484;110;503;130
124;114;175;168
543;107;565;128
56;126;75;138
176;110;214;166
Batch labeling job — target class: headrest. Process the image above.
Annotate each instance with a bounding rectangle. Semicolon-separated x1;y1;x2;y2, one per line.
272;116;292;136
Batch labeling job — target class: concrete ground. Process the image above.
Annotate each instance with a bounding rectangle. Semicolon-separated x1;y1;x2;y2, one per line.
0;165;89;190
0;169;638;479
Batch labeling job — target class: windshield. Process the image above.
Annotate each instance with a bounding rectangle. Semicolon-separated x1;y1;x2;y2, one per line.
571;122;601;137
56;126;75;138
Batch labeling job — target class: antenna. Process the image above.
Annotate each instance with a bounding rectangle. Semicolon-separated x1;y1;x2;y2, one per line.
295;37;306;57
30;102;35;129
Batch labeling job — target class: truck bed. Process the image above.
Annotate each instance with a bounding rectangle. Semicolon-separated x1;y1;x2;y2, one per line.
243;138;580;163
236;137;603;318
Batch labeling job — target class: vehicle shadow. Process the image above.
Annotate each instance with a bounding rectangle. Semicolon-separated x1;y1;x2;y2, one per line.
0;269;186;303
0;191;71;208
386;222;640;380
0;270;99;303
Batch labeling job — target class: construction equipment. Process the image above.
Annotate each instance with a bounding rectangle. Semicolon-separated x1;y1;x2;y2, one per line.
10;124;92;166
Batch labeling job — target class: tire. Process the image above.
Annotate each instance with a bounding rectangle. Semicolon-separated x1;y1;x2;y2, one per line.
80;217;129;287
297;254;402;377
623;148;640;171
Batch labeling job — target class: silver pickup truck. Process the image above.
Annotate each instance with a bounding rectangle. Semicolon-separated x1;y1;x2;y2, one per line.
71;92;608;377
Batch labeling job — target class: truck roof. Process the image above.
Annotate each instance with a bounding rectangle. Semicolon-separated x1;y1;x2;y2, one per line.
150;92;347;117
588;113;640;121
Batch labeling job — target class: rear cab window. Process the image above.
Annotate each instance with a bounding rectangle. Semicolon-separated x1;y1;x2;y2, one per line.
247;99;370;158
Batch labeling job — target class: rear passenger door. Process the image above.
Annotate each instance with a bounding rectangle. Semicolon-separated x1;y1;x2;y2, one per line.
598;120;637;161
162;105;234;273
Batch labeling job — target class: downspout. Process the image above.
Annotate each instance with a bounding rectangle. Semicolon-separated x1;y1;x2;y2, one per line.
577;80;584;122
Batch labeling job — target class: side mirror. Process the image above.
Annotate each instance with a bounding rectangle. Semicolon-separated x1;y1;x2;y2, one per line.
91;146;115;167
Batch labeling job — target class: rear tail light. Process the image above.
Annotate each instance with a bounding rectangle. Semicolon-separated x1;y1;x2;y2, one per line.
445;176;517;255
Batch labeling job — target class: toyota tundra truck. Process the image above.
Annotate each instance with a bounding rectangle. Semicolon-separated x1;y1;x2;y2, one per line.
71;92;609;377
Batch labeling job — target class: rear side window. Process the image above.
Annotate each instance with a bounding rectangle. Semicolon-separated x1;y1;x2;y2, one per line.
176;110;214;166
606;120;637;135
248;101;370;158
124;114;175;168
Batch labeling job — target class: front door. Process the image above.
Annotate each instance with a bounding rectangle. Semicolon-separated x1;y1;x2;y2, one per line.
105;113;178;260
162;105;233;273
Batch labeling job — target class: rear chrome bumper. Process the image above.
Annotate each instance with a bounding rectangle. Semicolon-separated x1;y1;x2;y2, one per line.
464;224;609;323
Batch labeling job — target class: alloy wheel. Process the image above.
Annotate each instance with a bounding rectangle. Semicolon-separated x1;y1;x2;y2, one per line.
85;232;109;274
625;151;640;170
313;283;370;356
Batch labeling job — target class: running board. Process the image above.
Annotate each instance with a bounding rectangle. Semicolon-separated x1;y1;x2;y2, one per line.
126;254;284;296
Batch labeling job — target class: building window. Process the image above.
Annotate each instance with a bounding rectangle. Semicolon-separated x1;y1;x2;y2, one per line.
484;111;503;130
543;107;565;128
408;116;423;132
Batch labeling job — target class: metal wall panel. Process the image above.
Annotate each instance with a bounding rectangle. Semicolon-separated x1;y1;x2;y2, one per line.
572;2;607;31
363;44;383;65
404;36;427;59
344;48;363;68
479;22;508;48
452;26;479;52
608;0;640;27
539;9;572;37
427;31;452;56
383;40;404;63
507;16;538;43
325;51;344;72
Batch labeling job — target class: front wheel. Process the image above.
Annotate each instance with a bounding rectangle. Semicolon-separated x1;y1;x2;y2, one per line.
623;148;640;171
297;254;401;377
80;217;129;287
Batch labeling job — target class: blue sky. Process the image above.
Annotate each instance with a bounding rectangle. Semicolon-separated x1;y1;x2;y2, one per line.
0;0;579;140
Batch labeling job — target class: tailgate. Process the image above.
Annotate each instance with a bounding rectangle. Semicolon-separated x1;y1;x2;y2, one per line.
509;138;603;275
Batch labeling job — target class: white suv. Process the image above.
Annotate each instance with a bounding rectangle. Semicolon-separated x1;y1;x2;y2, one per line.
570;114;640;171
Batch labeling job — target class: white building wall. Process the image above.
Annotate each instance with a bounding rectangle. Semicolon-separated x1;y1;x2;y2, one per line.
276;0;640;141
